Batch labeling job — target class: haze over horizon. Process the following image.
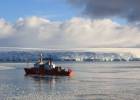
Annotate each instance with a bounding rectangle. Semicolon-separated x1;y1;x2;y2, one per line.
0;0;140;48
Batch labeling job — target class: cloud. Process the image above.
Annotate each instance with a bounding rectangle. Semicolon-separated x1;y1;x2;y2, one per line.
68;0;140;22
0;16;140;48
0;18;15;38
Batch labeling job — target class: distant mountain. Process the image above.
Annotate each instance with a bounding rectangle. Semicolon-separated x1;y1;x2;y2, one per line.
0;49;139;62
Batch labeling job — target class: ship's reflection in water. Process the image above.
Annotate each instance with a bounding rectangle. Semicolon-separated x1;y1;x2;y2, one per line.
24;75;72;92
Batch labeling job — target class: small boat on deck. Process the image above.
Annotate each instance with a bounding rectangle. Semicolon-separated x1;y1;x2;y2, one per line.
24;54;73;76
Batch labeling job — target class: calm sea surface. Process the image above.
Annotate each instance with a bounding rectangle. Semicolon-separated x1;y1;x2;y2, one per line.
1;62;140;100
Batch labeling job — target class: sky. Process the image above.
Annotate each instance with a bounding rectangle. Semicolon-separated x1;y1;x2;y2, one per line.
0;0;79;22
0;0;140;49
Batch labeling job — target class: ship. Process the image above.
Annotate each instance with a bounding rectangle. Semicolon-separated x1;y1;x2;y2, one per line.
24;54;73;76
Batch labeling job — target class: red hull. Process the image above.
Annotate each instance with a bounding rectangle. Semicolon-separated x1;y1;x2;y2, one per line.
24;67;72;76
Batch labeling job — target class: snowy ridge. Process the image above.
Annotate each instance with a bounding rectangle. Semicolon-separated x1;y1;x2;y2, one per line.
0;49;139;62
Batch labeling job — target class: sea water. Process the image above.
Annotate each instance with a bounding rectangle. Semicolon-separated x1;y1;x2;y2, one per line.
0;62;140;100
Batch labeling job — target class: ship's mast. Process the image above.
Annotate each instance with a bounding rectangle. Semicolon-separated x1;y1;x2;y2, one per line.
40;53;44;65
40;53;43;62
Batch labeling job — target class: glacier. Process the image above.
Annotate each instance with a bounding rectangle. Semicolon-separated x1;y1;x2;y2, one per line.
0;48;139;62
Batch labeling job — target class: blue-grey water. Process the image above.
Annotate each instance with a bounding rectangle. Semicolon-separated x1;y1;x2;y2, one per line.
1;62;140;100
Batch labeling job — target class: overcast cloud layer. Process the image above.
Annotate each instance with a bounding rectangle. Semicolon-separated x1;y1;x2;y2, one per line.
0;16;140;48
69;0;140;22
